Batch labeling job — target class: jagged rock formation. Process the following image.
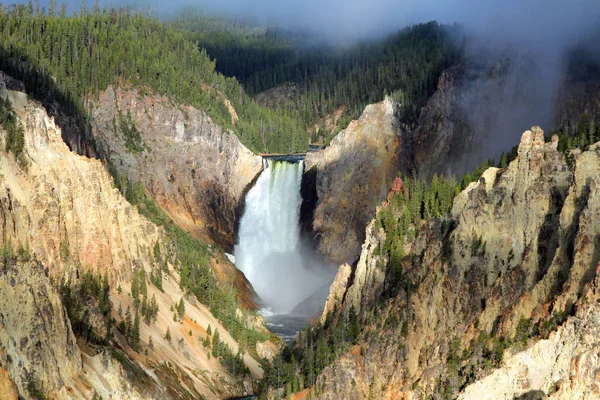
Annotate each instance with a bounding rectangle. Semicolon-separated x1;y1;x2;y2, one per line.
89;85;263;251
308;128;600;399
304;97;412;263
459;286;600;400
0;87;267;399
0;93;163;277
320;263;352;324
303;53;600;267
0;259;81;397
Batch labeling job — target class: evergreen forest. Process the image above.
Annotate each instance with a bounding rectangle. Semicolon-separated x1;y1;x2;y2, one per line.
0;4;463;153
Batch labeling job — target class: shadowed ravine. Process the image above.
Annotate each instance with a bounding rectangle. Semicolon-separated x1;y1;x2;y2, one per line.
234;158;336;342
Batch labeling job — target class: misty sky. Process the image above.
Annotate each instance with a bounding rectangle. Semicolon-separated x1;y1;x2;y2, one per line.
9;0;600;156
188;0;600;45
16;0;600;45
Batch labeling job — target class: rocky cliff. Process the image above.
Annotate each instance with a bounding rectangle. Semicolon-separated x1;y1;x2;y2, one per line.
89;85;263;251
305;128;600;399
304;97;412;263
304;51;600;267
0;87;268;399
0;259;81;397
0;91;163;277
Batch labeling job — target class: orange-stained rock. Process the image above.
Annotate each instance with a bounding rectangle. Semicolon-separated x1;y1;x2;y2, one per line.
0;368;18;400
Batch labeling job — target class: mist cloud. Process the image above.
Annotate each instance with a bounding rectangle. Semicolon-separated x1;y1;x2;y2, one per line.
26;1;600;56
171;0;600;47
26;1;600;45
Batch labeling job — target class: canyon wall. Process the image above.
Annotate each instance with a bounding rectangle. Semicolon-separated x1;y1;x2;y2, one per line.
89;85;263;251
0;87;268;399
311;128;600;399
304;97;412;263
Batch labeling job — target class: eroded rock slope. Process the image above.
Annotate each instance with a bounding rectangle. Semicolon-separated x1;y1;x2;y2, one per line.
0;87;268;399
309;128;600;399
90;85;263;250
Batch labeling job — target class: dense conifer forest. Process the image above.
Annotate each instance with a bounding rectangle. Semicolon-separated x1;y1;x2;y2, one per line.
0;3;463;151
176;13;464;142
0;3;308;153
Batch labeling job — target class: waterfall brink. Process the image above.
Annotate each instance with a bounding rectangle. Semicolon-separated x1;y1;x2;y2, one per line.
235;158;335;317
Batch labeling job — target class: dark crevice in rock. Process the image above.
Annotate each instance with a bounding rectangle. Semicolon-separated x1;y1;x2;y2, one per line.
536;189;565;281
299;165;319;247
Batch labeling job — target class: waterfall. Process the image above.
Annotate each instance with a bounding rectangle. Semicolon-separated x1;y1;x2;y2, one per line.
235;158;335;316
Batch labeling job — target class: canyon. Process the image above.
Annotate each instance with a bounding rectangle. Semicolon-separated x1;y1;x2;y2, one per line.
1;33;600;400
307;128;600;399
0;84;272;399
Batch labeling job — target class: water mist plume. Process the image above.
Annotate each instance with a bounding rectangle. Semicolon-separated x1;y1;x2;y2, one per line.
235;159;336;315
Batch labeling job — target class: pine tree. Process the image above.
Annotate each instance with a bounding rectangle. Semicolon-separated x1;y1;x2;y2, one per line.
212;329;221;358
131;310;141;352
177;298;185;321
165;327;172;343
125;306;132;338
346;305;360;344
148;294;159;324
499;152;508;169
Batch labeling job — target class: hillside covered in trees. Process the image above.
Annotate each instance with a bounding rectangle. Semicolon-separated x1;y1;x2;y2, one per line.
0;3;308;153
175;13;464;143
0;3;464;152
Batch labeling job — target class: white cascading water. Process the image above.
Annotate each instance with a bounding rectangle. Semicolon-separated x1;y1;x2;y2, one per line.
235;159;335;318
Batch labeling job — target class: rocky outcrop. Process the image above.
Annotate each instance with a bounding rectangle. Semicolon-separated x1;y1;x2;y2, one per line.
0;88;267;399
89;85;263;251
257;339;285;363
320;263;352;324
460;260;600;400
0;94;163;278
0;71;25;92
305;128;600;399
343;218;388;316
304;97;412;263
459;296;600;400
0;259;82;397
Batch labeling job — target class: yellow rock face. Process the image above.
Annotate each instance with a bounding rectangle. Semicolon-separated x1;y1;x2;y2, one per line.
0;92;264;399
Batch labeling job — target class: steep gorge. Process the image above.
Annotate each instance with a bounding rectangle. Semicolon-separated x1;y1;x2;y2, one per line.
0;86;271;399
300;128;600;399
302;52;600;265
